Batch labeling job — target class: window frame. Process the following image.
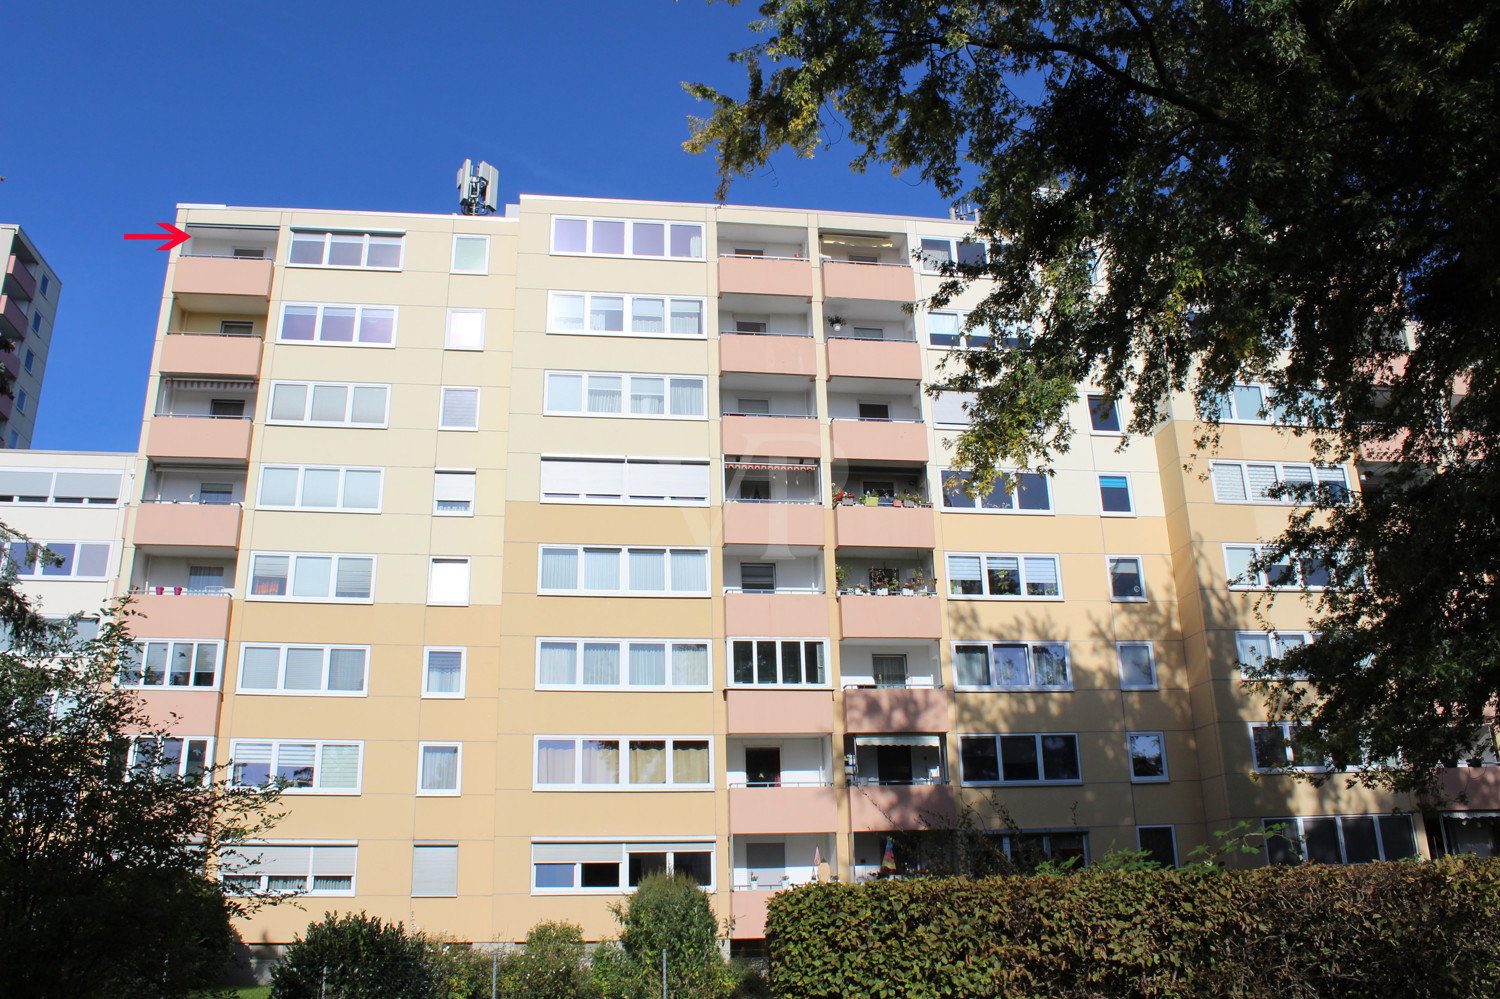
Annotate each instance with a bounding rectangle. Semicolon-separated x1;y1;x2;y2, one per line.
445;309;486;350
4;539;113;580
543;370;709;420
1208;460;1351;505
236;643;371;696
1097;473;1135;516
126;735;214;782
451;234;491;274
726;638;831;689
951;641;1072;691
944;552;1063;601
246;551;377;604
117;639;225;690
1107;555;1147;602
422;647;468;698
536;545;711;597
545;292;708;340
439;386;481;431
535;638;714;692
1136;825;1178;867
265;380;391;428
417;742;463;796
530;839;716;895
276;302;398;348
427;557;472;606
1127;731;1170;782
433;469;477;517
533;735;715;791
1262;814;1418;865
1086;394;1123;434
1116;641;1158;690
0;469;124;506
1249;721;1327;773
539;454;712;507
549;216;706;260
221;840;359;897
939;468;1053;515
959;733;1084;786
1223;544;1328;591
286;229;405;271
255;464;384;513
228;738;365;794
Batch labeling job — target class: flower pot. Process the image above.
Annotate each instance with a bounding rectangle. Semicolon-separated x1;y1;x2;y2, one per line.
840;497;855;506
876;587;889;596
861;496;878;507
901;587;915;596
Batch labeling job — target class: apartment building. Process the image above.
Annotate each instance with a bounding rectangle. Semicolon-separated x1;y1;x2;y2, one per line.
98;194;1499;957
0;224;61;449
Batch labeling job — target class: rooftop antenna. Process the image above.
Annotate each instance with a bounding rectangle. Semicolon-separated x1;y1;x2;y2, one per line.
457;159;499;215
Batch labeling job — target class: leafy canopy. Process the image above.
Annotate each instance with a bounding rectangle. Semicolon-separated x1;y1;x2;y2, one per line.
685;0;1500;792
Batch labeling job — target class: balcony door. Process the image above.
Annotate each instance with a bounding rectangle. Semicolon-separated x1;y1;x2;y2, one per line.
745;747;781;787
746;842;787;886
874;745;913;784
872;654;908;688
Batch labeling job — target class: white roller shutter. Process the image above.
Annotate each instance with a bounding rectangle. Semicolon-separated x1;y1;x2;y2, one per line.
532;842;623;864
411;845;458;896
52;472;122;500
626;460;709;501
250;845;311;875
434;471;476;503
1210;464;1247;502
932;391;975;426
0;470;53;496
315;845;358;877
540;458;625;498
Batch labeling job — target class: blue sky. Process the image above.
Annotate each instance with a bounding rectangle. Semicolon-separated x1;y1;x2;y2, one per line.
5;1;952;452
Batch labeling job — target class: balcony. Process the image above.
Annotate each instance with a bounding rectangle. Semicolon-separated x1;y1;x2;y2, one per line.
159;332;263;378
844;687;950;733
0;349;18;381
826;336;922;380
725;690;835;734
822;260;916;303
719;255;815;298
0;294;27;340
848;781;955;832
830;419;928;463
128;590;232;640
4;255;36;299
719;331;817;377
839;594;942;639
730;889;776;939
833;503;935;549
722;414;821;459
725;592;830;636
145;416;253;463
723;500;824;547
171;255;274;314
729;786;839;834
134;501;243;550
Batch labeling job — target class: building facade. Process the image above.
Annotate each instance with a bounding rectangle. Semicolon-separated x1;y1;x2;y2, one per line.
0;225;61;449
23;194;1493;955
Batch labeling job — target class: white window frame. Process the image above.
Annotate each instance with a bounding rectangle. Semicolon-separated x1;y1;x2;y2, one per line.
545;292;708;339
286;229;405;270
1234;631;1315;675
1209;460;1351;505
4;539;113;580
959;733;1084;786
535;638;713;692
222;841;359;897
117;639;225;689
1209;383;1279;424
451;234;490;274
433;469;476;516
255;465;384;513
423;647;467;698
266;381;391;428
1117;641;1158;690
276;302;398;347
1085;393;1124;434
0;469;123;506
917;235;989;274
1107;555;1147;602
549;216;706;260
1249;721;1326;773
530;839;716;895
126;735;214;781
944;552;1063;600
924;310;1027;350
951;641;1072;691
543;370;709;419
235;643;370;696
1127;731;1170;782
539;455;712;507
439;386;481;430
1223;544;1328;591
537;545;711;596
1097;473;1135;516
246;551;377;604
228;739;364;794
726;638;831;688
533;736;714;791
939;468;1053;514
445;309;486;350
417;742;463;796
427;557;472;606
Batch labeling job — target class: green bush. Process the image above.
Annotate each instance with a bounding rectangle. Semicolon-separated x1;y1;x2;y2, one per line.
765;859;1500;999
607;874;732;999
269;913;436;999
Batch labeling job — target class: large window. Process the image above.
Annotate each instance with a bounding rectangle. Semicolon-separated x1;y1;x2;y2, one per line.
129;736;212;779
230;739;362;793
288;230;403;269
1249;722;1323;772
925;311;1028;350
268;381;389;427
544;371;707;418
540;456;710;506
257;465;382;512
1263;815;1418;865
537;639;711;690
534;737;712;790
1223;545;1329;590
729;639;828;687
945;553;1061;599
0;468;122;505
551;217;704;259
940;469;1051;513
959;734;1082;785
1205;384;1286;424
248;552;375;603
118;640;222;689
952;642;1070;690
538;546;709;595
238;644;368;695
1209;461;1351;504
532;840;713;894
223;843;357;895
1234;631;1313;673
918;236;988;273
547;293;706;338
4;540;111;579
418;744;462;795
277;303;396;346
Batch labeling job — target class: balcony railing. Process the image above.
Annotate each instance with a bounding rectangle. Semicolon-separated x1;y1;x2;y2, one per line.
849;776;949;787
731;869;820;891
724;586;824;595
727;780;835;789
134;584;232;597
718;328;811;338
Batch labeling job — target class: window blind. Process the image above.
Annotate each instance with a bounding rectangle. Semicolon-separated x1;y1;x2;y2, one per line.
1210;464;1247;502
411;845;458;896
441;388;479;429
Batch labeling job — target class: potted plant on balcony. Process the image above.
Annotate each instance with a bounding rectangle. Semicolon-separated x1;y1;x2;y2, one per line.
835;489;855;506
861;491;879;507
905;569;928;595
834;562;849;594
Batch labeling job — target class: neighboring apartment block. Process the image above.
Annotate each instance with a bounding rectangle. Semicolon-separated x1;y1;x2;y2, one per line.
0;225;61;449
8;195;1494;958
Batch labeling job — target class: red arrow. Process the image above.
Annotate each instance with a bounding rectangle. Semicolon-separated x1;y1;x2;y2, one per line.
123;223;191;251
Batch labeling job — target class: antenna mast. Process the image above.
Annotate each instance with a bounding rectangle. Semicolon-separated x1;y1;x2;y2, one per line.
457;159;499;215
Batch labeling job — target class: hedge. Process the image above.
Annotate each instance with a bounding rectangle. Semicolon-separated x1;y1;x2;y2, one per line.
764;859;1500;999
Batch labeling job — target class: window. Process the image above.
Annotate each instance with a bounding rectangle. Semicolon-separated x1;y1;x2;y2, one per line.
1108;556;1145;600
925;311;995;350
537;639;711;690
232;248;265;259
551;216;704;259
128;736;211;779
220;320;254;336
257;465;382;511
22;350;34;373
267;381;389;427
248;552;375;602
545;371;707;418
534;736;712;790
740;563;776;592
729;639;828;686
29;312;41;333
434;470;476;515
1127;732;1169;781
440;387;480;430
187;566;226;593
532;841;712;893
238;644;368;694
858;402;890;421
946;553;1061;599
959;734;1082;784
15;391;27;414
538;546;709;595
1249;722;1323;772
118;640;222;688
1234;631;1313;674
931;390;975;427
411;844;458;897
1209;461;1351;504
539;456;711;506
445;310;485;350
994;831;1089;866
451;234;489;274
918;236;987;273
6;432;15;449
952;642;1070;690
1224;545;1328;590
277;303;395;346
230;740;362;793
1137;826;1178;867
4;540;111;579
424;648;466;697
38;275;50;297
1117;642;1157;689
210;399;244;418
288;230;403;269
1263;815;1418;865
1087;395;1121;432
428;558;471;606
1099;474;1133;514
547;293;706;338
1206;384;1277;424
940;469;1051;513
223;843;357;895
200;482;234;506
0;469;123;505
419;743;462;795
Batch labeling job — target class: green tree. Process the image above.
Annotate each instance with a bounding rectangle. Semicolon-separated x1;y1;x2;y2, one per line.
0;599;285;998
270;912;434;999
607;874;731;999
686;0;1500;793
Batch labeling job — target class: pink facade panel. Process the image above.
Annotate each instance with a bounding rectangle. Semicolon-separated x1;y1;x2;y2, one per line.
723;501;825;547
5;254;37;298
172;255;274;299
159;332;263;378
1438;766;1500;809
826;337;922;380
130;593;231;640
134;502;243;549
844;687;950;733
725;593;831;636
725;690;835;734
821;261;916;302
145;416;253;462
833;505;935;549
848;783;956;831
730;889;776;939
718;256;814;299
722;415;821;459
830;419;928;462
729;786;839;834
135;689;220;734
838;594;942;639
719;332;817;376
